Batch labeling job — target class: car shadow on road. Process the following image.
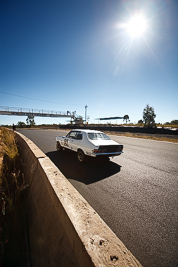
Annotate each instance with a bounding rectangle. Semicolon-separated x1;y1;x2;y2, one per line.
46;150;122;184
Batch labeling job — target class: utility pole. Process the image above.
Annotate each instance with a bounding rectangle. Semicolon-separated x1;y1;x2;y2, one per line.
85;105;88;124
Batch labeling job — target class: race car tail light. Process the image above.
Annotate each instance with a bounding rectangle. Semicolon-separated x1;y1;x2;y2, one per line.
93;148;107;153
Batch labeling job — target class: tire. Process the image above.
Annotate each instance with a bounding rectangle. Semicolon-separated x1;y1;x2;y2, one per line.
56;141;63;151
77;149;86;163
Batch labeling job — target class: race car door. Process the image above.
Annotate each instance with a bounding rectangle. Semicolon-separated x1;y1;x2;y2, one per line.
63;131;77;150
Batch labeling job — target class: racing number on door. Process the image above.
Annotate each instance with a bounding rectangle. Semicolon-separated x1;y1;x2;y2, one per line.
64;138;69;147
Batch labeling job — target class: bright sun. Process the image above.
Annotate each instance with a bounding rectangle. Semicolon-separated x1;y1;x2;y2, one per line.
126;14;147;38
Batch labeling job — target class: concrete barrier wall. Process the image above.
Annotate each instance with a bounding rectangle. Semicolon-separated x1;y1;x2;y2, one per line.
15;131;142;267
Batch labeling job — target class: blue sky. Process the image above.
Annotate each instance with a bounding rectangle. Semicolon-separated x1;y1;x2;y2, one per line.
0;0;178;125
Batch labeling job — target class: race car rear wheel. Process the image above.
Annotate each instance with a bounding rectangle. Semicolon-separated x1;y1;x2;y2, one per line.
56;141;63;151
77;149;86;163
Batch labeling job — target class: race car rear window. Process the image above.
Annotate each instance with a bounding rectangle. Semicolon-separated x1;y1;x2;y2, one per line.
88;133;110;140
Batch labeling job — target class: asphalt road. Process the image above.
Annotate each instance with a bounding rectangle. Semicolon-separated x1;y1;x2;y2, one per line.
17;129;178;267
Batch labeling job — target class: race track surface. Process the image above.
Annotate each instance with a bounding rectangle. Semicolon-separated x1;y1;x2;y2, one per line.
18;129;178;267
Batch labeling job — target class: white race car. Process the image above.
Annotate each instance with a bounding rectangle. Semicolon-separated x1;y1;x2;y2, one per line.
56;129;123;163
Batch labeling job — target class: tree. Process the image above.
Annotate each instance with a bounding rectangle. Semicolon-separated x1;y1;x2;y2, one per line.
123;115;130;124
142;104;156;127
26;115;35;127
171;120;178;125
17;121;26;128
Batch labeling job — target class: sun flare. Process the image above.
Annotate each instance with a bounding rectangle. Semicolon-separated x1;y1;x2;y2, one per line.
126;14;147;38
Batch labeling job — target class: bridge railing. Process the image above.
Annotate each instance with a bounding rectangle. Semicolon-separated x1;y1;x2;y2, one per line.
0;106;75;118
